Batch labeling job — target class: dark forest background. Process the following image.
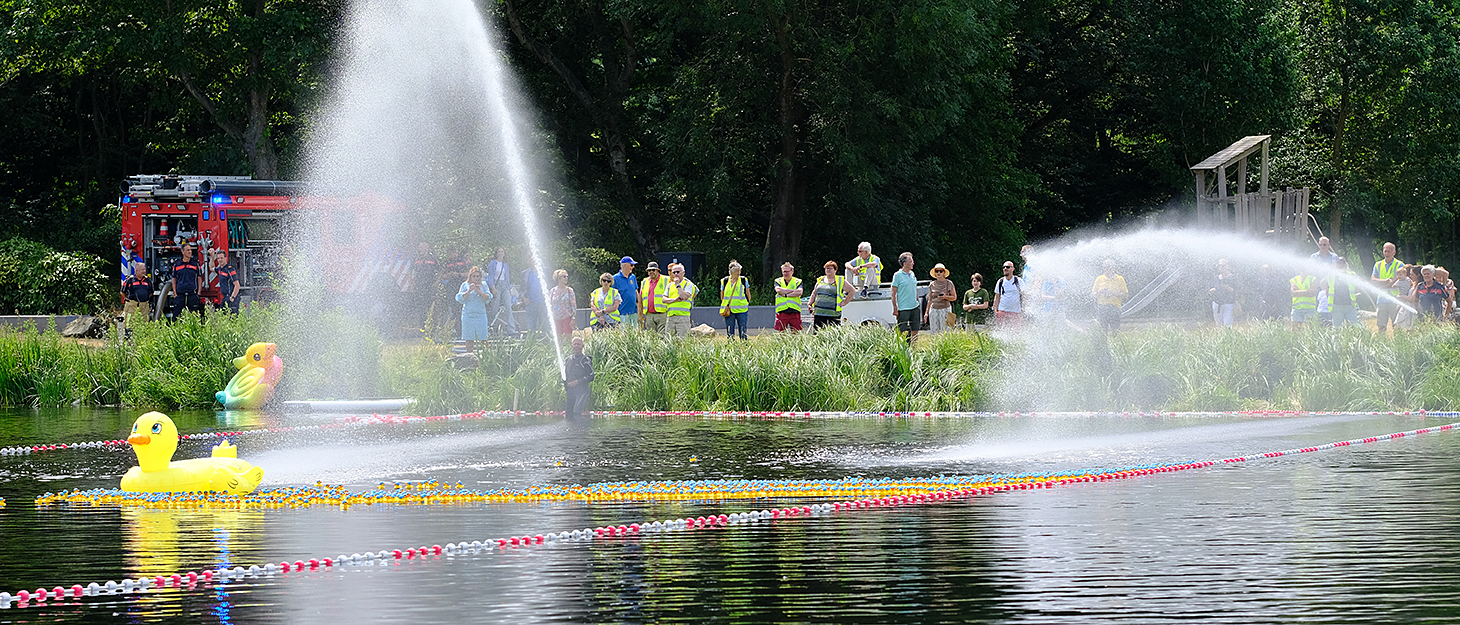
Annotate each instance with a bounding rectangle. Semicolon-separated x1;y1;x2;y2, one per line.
3;0;1459;288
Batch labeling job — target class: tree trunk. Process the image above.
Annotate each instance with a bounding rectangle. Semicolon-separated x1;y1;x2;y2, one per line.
244;53;279;179
762;12;806;281
501;0;659;261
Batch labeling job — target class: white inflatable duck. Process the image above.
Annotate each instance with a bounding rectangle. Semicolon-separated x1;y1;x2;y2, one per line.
119;412;265;494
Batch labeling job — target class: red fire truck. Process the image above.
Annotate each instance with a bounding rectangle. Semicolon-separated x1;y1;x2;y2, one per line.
120;175;417;319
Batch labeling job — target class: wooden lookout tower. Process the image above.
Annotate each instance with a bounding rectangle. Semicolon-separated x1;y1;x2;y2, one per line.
1191;135;1311;241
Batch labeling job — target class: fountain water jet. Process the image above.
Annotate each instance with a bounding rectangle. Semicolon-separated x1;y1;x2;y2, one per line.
292;0;568;384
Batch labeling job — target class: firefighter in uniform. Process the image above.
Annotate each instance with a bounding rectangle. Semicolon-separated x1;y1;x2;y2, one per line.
170;243;205;321
214;253;241;313
121;262;152;324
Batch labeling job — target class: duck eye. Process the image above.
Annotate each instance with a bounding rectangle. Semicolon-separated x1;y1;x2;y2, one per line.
151;423;161;434
131;424;137;432
254;353;261;361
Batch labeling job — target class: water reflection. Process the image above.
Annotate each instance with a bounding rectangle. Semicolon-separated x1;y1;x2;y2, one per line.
1;409;1458;623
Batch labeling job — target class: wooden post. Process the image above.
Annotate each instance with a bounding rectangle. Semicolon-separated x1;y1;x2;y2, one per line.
1259;139;1270;196
1217;166;1228;228
1194;171;1207;227
1238;157;1248;197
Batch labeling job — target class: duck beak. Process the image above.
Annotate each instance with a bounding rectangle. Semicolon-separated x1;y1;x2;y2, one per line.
127;433;151;445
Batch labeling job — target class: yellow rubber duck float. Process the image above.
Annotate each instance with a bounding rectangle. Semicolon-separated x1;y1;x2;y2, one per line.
216;342;282;410
120;412;265;494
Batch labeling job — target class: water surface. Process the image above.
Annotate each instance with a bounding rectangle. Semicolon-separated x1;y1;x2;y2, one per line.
0;408;1456;623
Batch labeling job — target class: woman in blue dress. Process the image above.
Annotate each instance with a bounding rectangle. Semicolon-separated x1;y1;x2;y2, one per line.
456;266;493;350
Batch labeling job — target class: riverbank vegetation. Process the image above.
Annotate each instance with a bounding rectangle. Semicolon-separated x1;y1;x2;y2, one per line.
1;314;1459;413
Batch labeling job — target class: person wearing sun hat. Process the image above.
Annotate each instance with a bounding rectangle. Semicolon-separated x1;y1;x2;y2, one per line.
640;261;671;333
924;263;957;333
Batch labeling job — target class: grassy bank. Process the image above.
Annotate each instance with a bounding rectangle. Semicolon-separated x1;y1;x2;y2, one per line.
2;313;1458;413
1000;322;1460;411
0;308;381;408
388;327;1002;415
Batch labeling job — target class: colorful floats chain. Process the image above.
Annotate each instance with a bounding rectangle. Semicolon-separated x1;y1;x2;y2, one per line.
215;342;283;410
39;470;1132;510
3;409;1454;458
37;421;1460;511
7;420;1458;610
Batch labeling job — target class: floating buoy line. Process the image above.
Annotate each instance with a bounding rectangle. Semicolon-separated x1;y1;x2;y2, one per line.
3;420;1454;609
1;409;1448;458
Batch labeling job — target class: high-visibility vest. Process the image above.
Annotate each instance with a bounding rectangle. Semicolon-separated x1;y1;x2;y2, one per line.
1291;275;1316;310
813;275;848;313
775;277;803;312
666;279;695;316
721;276;750;313
591;287;619;325
1325;274;1359;307
1375;259;1402;295
641;276;672;313
848;254;882;286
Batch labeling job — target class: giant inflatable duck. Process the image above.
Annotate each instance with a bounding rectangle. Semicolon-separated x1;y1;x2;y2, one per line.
120;412;265;494
216;342;283;410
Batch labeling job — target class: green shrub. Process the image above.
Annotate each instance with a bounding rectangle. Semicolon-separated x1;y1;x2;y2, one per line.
0;238;110;314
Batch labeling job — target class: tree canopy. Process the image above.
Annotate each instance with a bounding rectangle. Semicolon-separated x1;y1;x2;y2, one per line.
2;0;1458;282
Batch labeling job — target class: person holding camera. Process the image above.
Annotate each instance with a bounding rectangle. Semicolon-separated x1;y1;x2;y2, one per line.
456;266;493;351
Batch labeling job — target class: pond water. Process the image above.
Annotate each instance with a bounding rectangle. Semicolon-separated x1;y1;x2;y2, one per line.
0;408;1457;623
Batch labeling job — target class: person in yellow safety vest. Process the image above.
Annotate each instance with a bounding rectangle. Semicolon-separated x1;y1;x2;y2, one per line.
720;260;751;340
639;262;672;333
664;263;697;337
589;272;623;328
1323;259;1360;328
773;262;804;332
1290;271;1318;325
809;260;852;331
1371;241;1404;332
845;242;883;297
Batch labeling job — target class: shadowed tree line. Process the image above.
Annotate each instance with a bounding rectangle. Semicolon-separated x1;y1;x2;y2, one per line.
2;0;1458;284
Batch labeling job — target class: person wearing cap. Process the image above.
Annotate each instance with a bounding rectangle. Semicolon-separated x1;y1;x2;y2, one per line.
168;243;205;322
720;260;751;339
808;260;851;331
486;247;516;336
640;261;671;333
612;256;640;329
773;262;804;331
924;263;957;333
891;252;920;342
846;242;883;296
663;263;697;337
590;272;622;329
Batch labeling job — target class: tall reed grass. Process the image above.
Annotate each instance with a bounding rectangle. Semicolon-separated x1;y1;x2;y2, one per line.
387;326;1002;413
997;321;1460;411
0;306;384;408
6;310;1459;413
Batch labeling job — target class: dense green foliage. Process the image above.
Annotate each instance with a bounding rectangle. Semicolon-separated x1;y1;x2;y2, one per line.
0;238;110;314
3;0;1459;287
391;324;1460;414
1;313;1459;412
0;307;380;408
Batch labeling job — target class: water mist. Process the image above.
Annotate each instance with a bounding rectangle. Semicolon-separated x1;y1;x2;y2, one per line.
286;0;568;396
